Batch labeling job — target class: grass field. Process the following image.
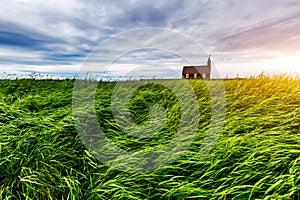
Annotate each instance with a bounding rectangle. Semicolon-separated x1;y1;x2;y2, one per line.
0;76;299;199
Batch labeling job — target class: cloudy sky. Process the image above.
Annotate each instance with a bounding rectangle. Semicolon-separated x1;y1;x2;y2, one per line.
0;0;299;78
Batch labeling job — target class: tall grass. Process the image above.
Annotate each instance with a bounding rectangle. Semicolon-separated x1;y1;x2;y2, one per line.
0;75;299;199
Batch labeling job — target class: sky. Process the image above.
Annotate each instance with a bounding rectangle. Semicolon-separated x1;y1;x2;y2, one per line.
0;0;299;79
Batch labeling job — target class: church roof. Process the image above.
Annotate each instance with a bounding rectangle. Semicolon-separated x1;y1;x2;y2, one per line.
182;65;210;74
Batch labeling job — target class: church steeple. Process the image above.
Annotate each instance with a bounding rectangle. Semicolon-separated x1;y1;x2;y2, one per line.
207;55;211;79
207;55;211;67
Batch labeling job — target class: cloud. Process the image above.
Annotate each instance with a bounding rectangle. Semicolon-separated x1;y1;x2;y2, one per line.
0;0;299;77
214;14;300;54
0;21;57;50
107;3;167;28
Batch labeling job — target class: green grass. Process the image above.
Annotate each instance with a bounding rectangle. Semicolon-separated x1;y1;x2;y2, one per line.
0;75;299;199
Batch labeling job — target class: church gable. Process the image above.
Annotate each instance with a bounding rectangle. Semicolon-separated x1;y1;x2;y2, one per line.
182;56;211;80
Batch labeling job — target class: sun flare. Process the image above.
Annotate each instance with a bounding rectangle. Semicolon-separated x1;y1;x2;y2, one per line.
259;52;300;75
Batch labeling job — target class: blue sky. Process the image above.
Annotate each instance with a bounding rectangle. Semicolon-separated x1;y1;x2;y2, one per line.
0;0;299;78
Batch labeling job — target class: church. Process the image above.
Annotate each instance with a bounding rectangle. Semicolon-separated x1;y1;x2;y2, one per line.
182;56;211;80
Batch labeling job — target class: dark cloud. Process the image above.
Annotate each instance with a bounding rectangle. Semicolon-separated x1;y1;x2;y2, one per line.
43;52;87;63
107;3;168;29
213;14;300;54
0;21;57;51
0;20;93;65
0;31;49;50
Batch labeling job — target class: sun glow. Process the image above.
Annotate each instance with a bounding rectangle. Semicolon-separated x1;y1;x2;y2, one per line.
259;52;300;75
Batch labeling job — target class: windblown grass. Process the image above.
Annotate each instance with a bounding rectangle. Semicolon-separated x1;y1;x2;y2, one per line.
0;75;299;199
